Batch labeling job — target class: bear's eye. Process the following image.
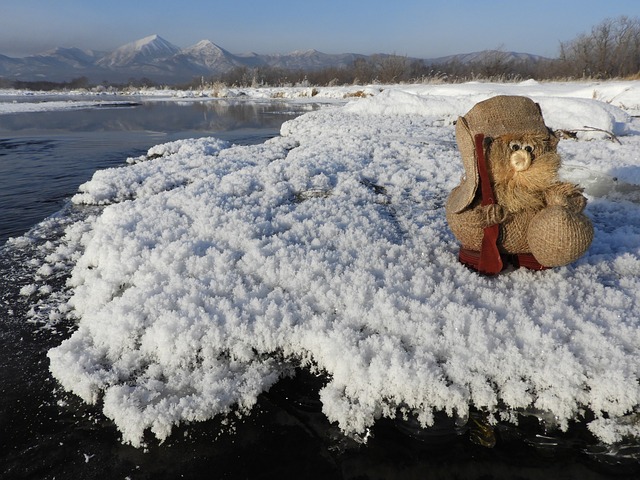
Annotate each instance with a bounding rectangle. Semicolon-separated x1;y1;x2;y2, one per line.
523;144;534;153
509;141;521;151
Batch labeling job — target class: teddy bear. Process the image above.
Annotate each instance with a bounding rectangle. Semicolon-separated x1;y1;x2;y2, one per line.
445;95;593;275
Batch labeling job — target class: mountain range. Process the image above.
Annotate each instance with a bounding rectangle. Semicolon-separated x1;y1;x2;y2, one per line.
0;34;546;84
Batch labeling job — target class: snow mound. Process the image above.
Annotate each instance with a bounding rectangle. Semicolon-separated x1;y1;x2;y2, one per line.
345;89;631;139
45;91;640;448
536;96;631;139
71;137;231;205
344;89;480;122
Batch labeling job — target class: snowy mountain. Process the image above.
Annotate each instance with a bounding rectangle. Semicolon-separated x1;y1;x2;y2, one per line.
0;47;105;82
0;35;548;84
166;40;242;74
31;47;100;68
0;54;23;76
97;34;181;69
0;34;368;83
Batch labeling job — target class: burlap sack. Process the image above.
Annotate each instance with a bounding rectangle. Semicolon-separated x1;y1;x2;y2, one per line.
527;206;594;267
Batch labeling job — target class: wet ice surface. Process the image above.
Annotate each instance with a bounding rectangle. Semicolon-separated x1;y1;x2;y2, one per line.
2;83;640;478
561;164;640;202
0;98;310;244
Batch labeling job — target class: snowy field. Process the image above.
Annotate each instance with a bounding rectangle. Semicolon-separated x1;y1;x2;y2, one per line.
8;80;640;448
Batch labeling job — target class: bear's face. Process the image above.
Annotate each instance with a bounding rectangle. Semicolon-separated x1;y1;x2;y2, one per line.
485;132;561;211
487;132;560;189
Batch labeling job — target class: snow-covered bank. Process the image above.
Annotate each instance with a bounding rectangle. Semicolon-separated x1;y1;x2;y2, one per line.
19;81;640;448
3;79;640;116
0;97;142;114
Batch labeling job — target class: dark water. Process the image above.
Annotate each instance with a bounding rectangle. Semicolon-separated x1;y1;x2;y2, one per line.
0;98;315;244
0;98;638;479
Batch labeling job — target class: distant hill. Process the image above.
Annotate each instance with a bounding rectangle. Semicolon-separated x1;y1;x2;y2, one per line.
0;34;549;84
427;50;546;65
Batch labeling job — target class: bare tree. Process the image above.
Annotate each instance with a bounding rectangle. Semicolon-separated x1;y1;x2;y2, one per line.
559;15;640;78
372;54;410;83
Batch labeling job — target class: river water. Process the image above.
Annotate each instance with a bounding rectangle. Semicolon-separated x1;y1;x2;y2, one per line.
0;97;637;479
0;97;312;244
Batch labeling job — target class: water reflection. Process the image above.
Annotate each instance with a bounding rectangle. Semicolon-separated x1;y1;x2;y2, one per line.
0;98;315;134
0;100;318;243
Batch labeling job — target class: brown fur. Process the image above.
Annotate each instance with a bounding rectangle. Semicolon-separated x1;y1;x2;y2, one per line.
487;133;561;213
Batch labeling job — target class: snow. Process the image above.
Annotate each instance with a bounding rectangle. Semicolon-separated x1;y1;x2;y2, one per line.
12;80;640;448
0;99;139;114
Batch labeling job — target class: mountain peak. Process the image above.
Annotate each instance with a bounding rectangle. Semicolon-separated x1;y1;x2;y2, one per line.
137;33;161;43
98;34;180;68
129;34;179;54
132;34;173;50
183;39;227;54
176;39;238;71
191;39;216;48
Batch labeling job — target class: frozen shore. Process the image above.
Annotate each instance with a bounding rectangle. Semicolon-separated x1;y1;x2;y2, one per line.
12;80;640;448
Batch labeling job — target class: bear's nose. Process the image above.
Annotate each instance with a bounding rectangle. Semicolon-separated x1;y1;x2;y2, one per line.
510;150;532;171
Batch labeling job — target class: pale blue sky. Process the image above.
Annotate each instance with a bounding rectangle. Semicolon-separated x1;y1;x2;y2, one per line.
2;0;639;59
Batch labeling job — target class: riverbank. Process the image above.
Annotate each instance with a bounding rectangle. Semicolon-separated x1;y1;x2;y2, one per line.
2;78;640;112
2;80;640;478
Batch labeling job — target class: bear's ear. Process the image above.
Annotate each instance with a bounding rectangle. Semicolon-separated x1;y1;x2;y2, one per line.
449;116;479;213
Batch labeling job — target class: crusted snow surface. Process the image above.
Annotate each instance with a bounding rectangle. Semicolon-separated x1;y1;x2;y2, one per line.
42;84;640;447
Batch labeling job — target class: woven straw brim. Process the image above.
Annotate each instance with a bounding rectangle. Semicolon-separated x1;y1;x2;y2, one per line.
463;95;549;138
447;116;478;213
